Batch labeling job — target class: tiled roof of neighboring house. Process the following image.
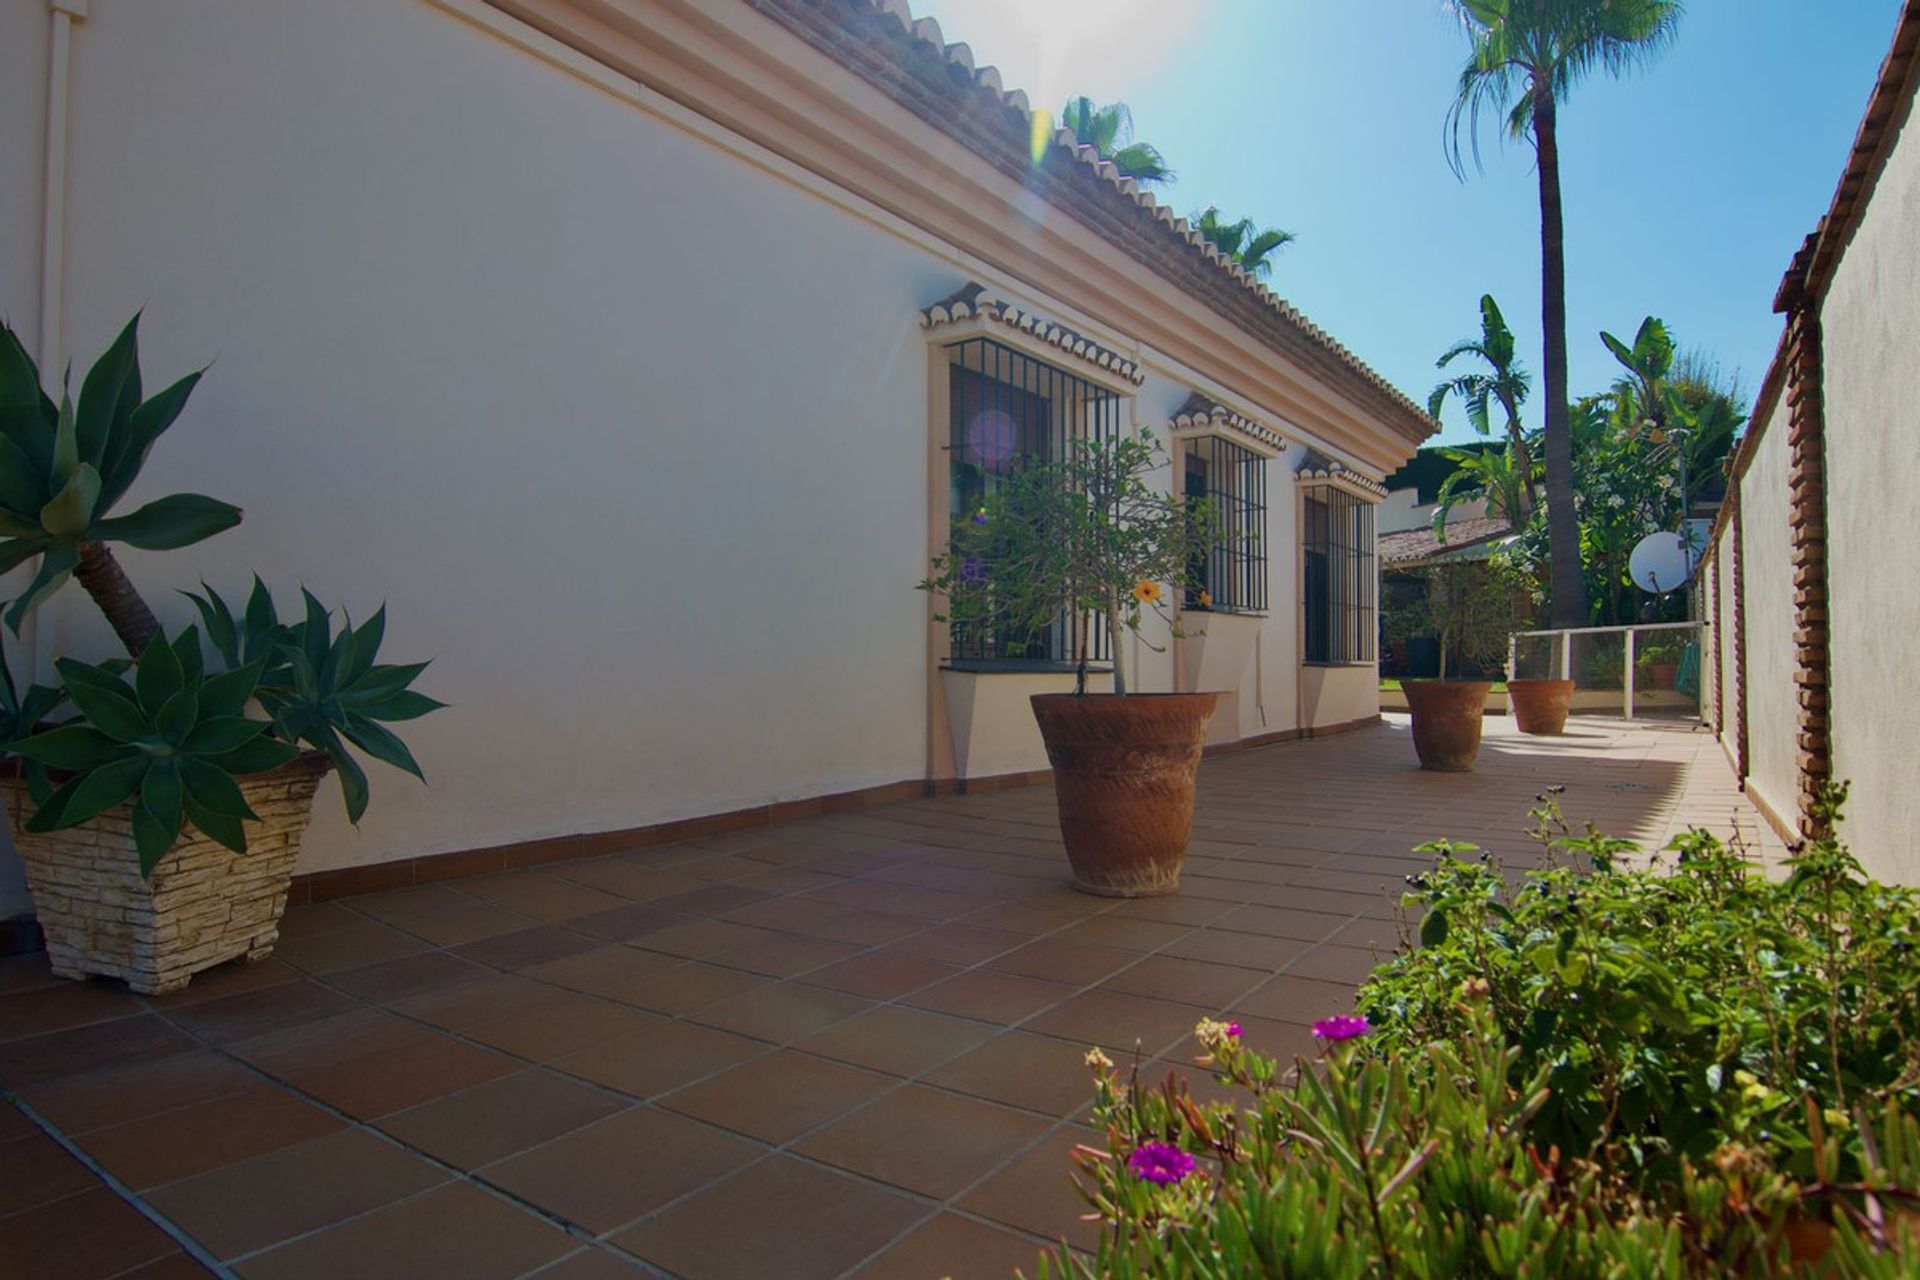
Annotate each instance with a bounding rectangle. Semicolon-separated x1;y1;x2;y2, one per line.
748;0;1436;446
918;282;1146;385
1169;391;1287;453
1379;516;1513;567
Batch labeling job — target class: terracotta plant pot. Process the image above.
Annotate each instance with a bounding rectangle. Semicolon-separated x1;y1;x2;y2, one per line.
1644;662;1678;689
1400;680;1492;771
1029;693;1218;897
2;756;330;995
1508;678;1576;735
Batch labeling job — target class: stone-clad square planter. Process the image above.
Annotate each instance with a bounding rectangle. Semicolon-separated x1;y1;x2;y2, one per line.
2;756;330;995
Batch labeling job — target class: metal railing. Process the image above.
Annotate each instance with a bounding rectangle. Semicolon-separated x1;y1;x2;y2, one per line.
1508;621;1705;721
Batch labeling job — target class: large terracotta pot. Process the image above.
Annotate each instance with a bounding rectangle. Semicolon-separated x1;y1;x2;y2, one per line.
1400;680;1492;771
1644;662;1678;689
2;756;330;995
1508;678;1576;735
1029;693;1218;897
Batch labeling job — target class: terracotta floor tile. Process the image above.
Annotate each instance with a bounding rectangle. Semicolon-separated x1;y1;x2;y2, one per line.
157;980;358;1045
905;970;1078;1025
228;1009;423;1079
886;923;1029;966
480;1106;759;1234
0;979;141;1042
274;903;363;942
987;937;1136;986
956;901;1094;936
686;983;874;1044
797;1006;997;1078
20;1049;257;1134
386;901;536;947
649;884;777;918
731;866;842;896
849;1212;1052;1280
0;1128;101;1216
343;883;475;922
235;1181;574;1280
1101;954;1269;1010
551;862;706;902
523;1249;651;1279
659;1050;894;1143
377;1069;628;1168
924;1032;1100;1118
77;1084;342;1188
465;993;659;1061
722;899;921;946
1233;972;1366;1025
451;925;602;972
1210;903;1357;942
520;945;679;1003
143;1129;448;1260
1100;893;1239;927
564;902;687;943
142;958;305;1009
801;952;960;1001
0;1014;194;1087
325;951;494;1005
1024;990;1207;1057
551;1019;764;1099
293;1032;520;1119
1159;928;1316;973
707;932;863;978
614;1155;924;1280
631;917;776;960
589;960;768;1017
271;922;429;974
117;1252;219;1278
386;972;553;1031
958;1127;1103;1250
454;872;633;923
0;1185;180;1280
794;1085;1049;1199
1284;942;1389;986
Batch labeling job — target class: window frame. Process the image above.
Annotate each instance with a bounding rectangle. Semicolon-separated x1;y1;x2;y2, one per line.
1300;482;1379;666
1180;434;1269;615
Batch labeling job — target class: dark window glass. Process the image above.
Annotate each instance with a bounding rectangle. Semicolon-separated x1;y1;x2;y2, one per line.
1301;486;1376;665
1182;436;1268;613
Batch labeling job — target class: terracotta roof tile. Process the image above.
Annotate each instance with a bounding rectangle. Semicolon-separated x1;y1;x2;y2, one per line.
1379;516;1513;566
918;283;1145;385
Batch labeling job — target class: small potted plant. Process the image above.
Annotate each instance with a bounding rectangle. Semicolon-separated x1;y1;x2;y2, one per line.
1635;635;1684;689
920;430;1216;897
1400;564;1512;770
0;316;441;994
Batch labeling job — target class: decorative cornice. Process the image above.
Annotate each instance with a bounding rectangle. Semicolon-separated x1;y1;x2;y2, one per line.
1168;391;1286;455
918;282;1145;385
1294;457;1387;500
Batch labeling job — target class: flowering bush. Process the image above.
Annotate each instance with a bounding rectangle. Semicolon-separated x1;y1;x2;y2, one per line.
1044;1001;1919;1278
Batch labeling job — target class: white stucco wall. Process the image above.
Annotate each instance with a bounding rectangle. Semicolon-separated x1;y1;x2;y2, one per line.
1818;93;1920;884
0;0;1391;895
1737;396;1797;835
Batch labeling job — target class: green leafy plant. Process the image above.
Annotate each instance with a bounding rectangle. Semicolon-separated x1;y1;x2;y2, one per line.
1418;562;1515;679
1046;1000;1918;1278
1636;634;1687;668
919;430;1214;695
183;580;444;823
0;317;240;649
5;628;295;873
1361;785;1920;1197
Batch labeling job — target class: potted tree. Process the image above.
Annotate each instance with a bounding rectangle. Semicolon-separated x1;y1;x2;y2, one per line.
0;317;441;994
921;430;1216;897
1401;564;1513;771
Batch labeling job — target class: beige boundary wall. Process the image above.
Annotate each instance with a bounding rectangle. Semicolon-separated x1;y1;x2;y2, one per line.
0;0;1414;904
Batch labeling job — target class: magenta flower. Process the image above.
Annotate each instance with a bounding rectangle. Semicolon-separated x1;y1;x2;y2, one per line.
1128;1141;1197;1186
1225;1022;1243;1040
1312;1014;1371;1043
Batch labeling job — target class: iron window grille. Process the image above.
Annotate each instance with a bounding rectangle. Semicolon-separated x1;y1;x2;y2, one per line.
1182;435;1268;613
944;336;1120;669
1303;486;1377;664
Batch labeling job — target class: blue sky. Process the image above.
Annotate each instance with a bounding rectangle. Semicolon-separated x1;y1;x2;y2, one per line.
909;0;1901;444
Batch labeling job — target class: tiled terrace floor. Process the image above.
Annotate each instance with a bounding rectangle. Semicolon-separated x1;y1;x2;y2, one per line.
1;714;1781;1280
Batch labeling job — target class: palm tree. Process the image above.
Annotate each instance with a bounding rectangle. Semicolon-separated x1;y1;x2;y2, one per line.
1444;0;1683;628
1428;294;1535;522
1432;441;1540;539
1190;207;1295;280
1060;97;1174;186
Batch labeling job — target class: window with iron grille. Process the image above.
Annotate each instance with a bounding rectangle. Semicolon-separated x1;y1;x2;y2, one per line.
1182;436;1268;613
945;337;1120;669
1302;486;1377;664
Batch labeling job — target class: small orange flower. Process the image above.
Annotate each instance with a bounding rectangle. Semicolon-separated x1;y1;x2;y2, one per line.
1132;580;1162;605
1196;591;1213;609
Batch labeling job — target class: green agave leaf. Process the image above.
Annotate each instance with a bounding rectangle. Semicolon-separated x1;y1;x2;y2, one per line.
0;323;45;411
300;589;329;674
143;758;183;835
4;541;77;634
345;605;385;686
343;689;445;722
245;576;278;638
182;791;247;855
55;755;150;828
50;389;78;486
180;716;269;756
341;712;424;780
346;660;432;698
0;427;50;519
134;626;186;718
0;539;45;576
184;585;238;665
132;796;181;877
23;771;85;833
54;658;150;743
329;737;371;825
172;627;203;685
75;314;140;474
91;493;241;551
202;735;298;777
153;687;200;743
6;725;135;771
178;756;260;822
99;368;202;511
57;659;138;705
37;461;101;537
198;660;264;720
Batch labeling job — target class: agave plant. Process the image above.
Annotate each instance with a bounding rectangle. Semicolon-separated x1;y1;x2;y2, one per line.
0;317;240;650
185;579;444;824
6;627;295;873
0;628;67;798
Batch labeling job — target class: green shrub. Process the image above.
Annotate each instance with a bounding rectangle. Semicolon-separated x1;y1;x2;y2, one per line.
1044;1002;1919;1278
1360;786;1920;1192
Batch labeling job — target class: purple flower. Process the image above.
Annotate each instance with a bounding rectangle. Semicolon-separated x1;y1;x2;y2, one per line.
1311;1015;1371;1043
1225;1021;1243;1040
970;507;990;526
1128;1141;1197;1186
959;556;988;585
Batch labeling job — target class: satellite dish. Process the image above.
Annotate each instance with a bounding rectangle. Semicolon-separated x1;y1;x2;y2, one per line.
1629;531;1695;594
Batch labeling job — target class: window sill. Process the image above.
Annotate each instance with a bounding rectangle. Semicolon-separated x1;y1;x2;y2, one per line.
1302;661;1378;670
